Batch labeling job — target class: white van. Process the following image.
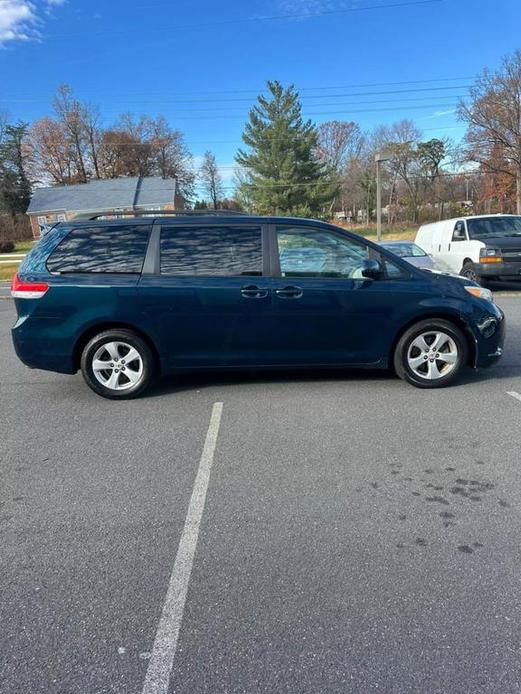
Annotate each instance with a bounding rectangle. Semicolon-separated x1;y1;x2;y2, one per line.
415;215;521;284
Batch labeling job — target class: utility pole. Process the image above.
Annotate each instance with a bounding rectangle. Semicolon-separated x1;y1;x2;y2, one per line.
375;152;390;242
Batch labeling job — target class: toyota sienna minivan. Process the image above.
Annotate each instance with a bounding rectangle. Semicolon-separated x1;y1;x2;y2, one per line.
11;212;505;399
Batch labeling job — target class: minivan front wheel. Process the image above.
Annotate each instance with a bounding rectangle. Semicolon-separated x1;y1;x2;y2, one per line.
394;319;467;388
81;329;155;399
461;260;489;286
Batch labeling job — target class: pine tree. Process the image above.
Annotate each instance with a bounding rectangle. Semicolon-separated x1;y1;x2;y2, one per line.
0;122;31;217
236;81;337;216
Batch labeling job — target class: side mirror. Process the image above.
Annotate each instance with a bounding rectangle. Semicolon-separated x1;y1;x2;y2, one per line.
361;258;384;280
453;230;466;241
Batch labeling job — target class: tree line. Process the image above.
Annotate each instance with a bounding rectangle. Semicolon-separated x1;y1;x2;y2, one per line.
1;48;521;241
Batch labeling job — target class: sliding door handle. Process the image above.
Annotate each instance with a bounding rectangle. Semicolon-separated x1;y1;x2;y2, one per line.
241;285;268;299
275;286;303;299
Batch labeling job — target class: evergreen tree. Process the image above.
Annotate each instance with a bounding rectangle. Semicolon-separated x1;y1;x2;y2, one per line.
0;122;31;216
236;81;336;216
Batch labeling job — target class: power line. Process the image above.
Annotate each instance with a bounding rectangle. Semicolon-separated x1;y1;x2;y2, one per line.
62;95;464;120
27;120;465;149
2;84;469;106
182;125;466;146
95;103;460;121
38;170;482;194
1;77;472;102
218;171;485;190
33;0;442;40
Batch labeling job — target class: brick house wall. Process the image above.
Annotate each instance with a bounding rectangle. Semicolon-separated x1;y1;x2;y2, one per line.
28;177;182;239
29;203;180;239
29;211;70;239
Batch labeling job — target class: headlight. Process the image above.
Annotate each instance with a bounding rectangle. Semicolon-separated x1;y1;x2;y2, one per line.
479;248;502;263
465;286;494;303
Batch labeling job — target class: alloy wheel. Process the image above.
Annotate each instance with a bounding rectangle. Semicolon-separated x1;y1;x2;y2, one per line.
406;331;459;381
91;341;144;391
463;268;478;281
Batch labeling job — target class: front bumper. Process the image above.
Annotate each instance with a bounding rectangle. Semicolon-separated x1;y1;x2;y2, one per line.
473;306;506;368
476;260;521;279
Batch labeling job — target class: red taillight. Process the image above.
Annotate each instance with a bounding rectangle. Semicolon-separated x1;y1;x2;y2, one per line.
11;273;49;299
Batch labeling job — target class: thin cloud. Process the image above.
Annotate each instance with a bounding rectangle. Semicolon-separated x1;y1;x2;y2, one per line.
423;108;457;120
275;0;349;20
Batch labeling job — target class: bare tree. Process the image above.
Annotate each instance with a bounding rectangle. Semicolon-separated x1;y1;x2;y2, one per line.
81;102;101;179
115;113;154;176
29;117;76;184
459;49;521;213
53;84;88;182
378;120;424;222
98;129;141;178
148;115;194;196
199;151;223;209
316;121;363;172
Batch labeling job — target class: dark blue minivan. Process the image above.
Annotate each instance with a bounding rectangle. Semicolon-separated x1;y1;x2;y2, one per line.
11;212;505;399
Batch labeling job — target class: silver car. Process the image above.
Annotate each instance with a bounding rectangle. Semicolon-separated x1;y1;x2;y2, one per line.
379;241;440;271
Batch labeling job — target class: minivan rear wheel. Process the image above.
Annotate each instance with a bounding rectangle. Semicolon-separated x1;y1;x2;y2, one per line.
394;319;467;388
81;329;155;399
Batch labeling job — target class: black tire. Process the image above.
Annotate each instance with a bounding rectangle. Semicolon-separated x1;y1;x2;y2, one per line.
460;260;485;285
80;329;156;399
394;319;468;389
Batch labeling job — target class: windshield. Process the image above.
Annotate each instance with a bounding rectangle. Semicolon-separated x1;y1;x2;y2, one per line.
382;242;427;258
467;216;521;238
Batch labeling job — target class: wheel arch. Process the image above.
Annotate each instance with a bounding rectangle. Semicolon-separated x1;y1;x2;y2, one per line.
390;312;476;370
73;322;161;373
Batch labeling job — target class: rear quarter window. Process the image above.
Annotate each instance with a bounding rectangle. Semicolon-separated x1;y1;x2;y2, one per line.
47;225;151;273
18;226;71;275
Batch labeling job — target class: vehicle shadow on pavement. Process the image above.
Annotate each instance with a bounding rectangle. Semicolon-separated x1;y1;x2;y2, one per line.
146;367;395;397
143;363;519;398
490;280;521;292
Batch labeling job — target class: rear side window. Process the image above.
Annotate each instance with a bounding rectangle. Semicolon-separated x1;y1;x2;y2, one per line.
160;226;262;276
47;225;151;273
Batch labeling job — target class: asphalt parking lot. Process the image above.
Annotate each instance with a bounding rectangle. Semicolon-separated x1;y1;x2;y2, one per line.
1;288;521;694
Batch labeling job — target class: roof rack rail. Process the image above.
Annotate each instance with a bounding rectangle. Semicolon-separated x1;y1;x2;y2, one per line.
73;209;248;221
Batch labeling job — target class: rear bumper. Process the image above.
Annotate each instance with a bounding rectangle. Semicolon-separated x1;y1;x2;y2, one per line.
12;315;77;374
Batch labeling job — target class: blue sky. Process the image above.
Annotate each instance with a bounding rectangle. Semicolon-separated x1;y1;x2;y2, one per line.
1;0;520;193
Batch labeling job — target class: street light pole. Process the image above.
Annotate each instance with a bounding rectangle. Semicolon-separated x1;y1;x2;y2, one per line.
375;155;383;242
375;152;391;243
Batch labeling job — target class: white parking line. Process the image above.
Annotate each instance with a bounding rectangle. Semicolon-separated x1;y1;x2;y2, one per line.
507;391;521;402
141;402;224;694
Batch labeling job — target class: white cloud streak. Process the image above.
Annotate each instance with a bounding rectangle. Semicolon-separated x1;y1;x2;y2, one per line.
0;0;66;45
275;0;349;20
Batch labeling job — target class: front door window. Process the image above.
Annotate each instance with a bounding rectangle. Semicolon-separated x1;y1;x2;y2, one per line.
277;227;371;279
276;227;404;280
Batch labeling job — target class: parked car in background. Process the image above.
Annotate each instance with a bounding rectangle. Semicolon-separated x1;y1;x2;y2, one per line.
379;241;440;271
11;212;504;398
415;214;521;285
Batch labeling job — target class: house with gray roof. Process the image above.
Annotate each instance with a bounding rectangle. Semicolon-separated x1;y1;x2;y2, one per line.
27;176;181;237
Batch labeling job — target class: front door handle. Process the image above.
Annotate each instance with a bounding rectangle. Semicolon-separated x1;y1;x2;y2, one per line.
275;285;303;299
241;285;268;299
